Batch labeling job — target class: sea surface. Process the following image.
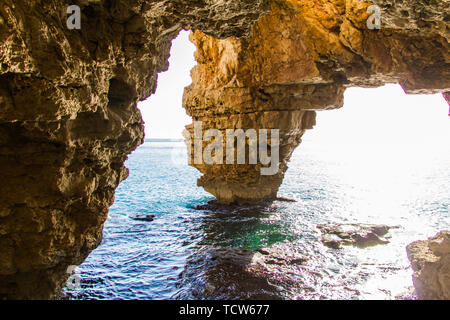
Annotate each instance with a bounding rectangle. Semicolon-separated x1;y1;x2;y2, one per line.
66;138;449;300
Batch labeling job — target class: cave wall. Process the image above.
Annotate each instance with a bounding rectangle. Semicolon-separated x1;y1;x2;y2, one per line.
0;0;269;299
183;0;450;203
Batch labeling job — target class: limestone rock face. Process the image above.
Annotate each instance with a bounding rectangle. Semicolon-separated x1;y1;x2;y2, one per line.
183;0;450;203
0;0;269;299
407;231;450;300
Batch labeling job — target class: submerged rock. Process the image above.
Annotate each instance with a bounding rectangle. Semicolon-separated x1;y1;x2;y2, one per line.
175;243;310;300
193;197;295;212
317;223;396;249
407;231;450;300
131;214;155;222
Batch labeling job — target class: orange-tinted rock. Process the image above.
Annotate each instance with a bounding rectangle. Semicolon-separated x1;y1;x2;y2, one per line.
183;0;449;204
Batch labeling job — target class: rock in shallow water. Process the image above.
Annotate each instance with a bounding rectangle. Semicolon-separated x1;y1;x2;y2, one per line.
407;231;450;300
175;243;311;300
317;223;397;249
193;197;296;212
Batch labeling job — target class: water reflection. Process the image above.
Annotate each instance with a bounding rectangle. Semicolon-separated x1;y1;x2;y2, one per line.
174;203;286;299
173;193;432;300
66;138;449;300
173;202;370;300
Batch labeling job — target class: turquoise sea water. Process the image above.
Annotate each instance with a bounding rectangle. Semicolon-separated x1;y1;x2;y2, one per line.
66;137;449;300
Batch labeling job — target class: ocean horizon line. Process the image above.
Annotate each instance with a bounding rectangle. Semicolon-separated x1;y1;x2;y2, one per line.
145;138;184;142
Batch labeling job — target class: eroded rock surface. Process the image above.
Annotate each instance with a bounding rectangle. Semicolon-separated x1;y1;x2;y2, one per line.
183;0;450;204
0;0;269;299
407;231;450;300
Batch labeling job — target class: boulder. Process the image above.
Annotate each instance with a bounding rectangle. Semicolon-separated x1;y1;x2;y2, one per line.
407;231;450;300
317;223;396;249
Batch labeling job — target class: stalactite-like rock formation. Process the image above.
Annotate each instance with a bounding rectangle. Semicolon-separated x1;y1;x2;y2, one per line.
0;0;449;299
183;0;450;204
0;0;269;299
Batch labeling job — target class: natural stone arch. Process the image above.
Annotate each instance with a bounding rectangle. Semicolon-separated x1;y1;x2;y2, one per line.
183;0;450;204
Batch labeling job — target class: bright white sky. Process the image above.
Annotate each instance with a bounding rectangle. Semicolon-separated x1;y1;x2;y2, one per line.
139;30;196;139
138;30;450;145
307;85;450;147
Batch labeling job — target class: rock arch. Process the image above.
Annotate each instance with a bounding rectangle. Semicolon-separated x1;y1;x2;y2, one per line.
183;0;450;203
